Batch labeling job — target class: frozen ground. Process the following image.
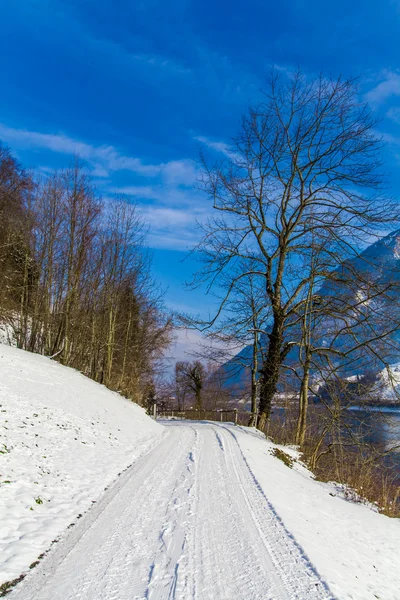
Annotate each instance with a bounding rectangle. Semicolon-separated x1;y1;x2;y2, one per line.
1;345;400;600
9;421;332;600
233;427;400;600
0;344;163;586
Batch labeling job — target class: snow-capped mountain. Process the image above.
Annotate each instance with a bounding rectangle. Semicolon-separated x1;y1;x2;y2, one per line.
217;230;400;402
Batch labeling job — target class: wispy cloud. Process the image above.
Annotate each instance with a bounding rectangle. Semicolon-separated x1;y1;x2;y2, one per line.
194;135;240;160
143;203;208;224
0;122;210;251
114;184;202;205
84;31;192;78
113;182;211;251
379;131;400;145
0;123;197;184
161;159;198;185
272;63;296;79
131;52;191;75
386;107;400;124
137;203;210;251
163;328;206;365
377;132;400;167
365;70;400;107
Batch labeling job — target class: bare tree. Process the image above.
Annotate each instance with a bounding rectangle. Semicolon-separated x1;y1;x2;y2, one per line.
0;151;173;407
192;266;269;425
280;227;400;448
0;144;34;327
175;360;206;410
191;70;399;431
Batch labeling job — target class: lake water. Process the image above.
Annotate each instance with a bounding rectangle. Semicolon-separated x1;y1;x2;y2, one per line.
347;405;400;452
274;404;400;479
346;405;400;479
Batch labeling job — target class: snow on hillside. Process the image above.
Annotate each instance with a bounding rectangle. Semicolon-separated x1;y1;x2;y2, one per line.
5;417;400;600
0;322;17;347
376;362;400;402
233;426;400;600
0;344;164;585
2;343;400;599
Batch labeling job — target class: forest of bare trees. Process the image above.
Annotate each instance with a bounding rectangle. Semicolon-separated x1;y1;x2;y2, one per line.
0;148;172;405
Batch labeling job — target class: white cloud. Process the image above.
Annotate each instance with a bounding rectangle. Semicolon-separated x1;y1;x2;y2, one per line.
379;131;400;146
161;328;206;371
163;327;244;370
170;328;205;360
84;31;191;77
114;185;161;199
131;52;191;75
0;122;211;251
0;123;197;184
148;232;198;251
194;135;239;160
161;159;198;185
365;70;400;107
113;183;203;206
136;204;209;251
140;206;201;227
386;106;400;124
272;64;295;79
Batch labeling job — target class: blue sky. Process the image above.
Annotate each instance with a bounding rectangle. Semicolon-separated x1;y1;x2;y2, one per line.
2;0;400;357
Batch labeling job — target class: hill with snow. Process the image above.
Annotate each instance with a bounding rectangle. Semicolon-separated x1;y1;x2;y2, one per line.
0;344;163;586
1;345;400;600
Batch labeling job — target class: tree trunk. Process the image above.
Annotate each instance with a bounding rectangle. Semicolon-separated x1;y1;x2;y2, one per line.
195;386;202;411
309;429;328;471
258;316;286;431
295;361;310;446
248;332;259;427
118;307;132;390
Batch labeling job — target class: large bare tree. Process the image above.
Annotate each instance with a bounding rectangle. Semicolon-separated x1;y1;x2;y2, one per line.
192;70;399;431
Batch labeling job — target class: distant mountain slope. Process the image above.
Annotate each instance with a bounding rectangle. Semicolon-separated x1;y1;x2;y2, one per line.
217;230;400;399
345;229;400;278
215;343;254;392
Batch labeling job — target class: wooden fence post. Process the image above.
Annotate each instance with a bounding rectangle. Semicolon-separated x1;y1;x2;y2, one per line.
234;408;238;425
153;403;157;420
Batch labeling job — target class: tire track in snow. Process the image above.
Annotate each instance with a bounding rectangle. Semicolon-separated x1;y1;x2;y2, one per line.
192;427;269;599
10;427;197;600
10;421;334;600
187;424;333;600
218;424;334;599
145;425;200;600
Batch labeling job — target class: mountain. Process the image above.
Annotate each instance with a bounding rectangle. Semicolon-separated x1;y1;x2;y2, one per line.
217;230;400;401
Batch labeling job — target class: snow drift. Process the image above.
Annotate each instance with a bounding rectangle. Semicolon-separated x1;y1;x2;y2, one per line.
233;427;400;600
0;344;163;585
1;344;400;600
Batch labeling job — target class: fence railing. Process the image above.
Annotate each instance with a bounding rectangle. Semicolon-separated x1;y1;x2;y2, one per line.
155;406;240;425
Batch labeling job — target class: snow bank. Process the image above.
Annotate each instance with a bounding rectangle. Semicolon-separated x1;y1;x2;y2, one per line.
230;425;400;600
0;322;17;347
0;344;164;585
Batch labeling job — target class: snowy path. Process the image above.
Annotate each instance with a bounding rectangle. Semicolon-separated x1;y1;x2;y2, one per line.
11;422;333;600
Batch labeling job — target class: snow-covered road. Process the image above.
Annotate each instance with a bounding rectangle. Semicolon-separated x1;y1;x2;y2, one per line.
11;421;332;600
